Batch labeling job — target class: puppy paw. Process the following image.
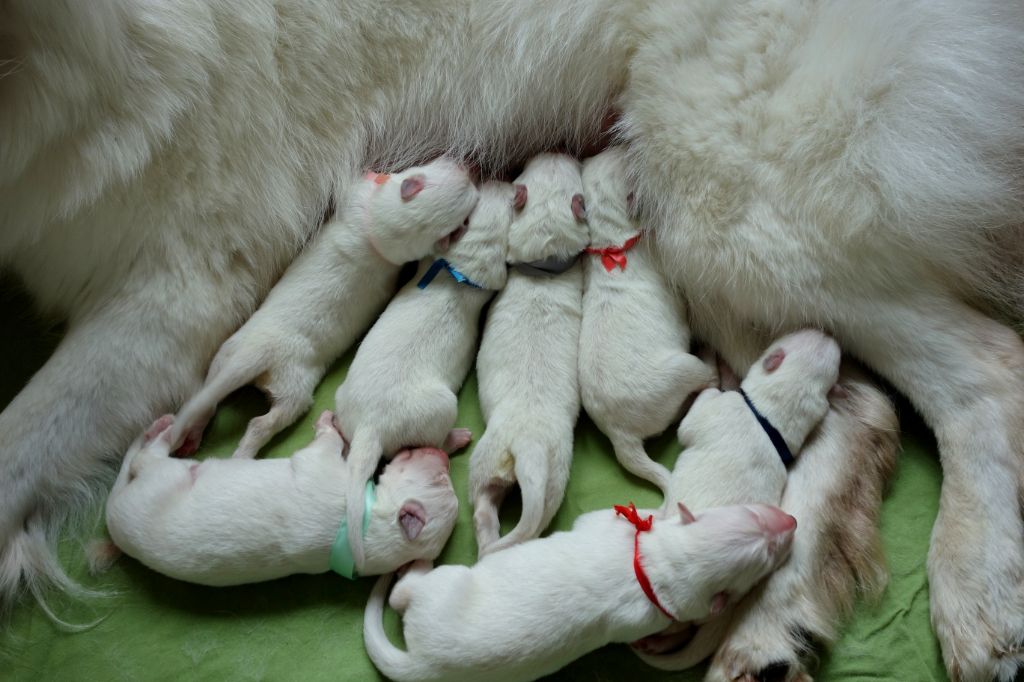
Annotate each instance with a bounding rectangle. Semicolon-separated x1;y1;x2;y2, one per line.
442;428;473;454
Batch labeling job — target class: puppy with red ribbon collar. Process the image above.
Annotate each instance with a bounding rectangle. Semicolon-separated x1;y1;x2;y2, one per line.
632;329;840;667
170;158;479;459
578;147;715;494
363;500;795;682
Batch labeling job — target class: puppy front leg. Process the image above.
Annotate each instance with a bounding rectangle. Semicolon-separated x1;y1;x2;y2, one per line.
706;366;898;682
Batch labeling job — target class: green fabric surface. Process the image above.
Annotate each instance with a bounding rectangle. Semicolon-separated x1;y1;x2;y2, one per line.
0;279;948;682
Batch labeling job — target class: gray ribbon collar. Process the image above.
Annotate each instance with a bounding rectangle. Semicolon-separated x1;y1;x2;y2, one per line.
511;252;581;277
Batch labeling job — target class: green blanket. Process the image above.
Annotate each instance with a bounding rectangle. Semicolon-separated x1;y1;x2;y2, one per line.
0;282;948;681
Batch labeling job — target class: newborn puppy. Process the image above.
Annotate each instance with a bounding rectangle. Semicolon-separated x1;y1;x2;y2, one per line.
364;501;797;682
469;153;589;555
170;158;479;459
632;329;840;667
335;182;516;571
578;147;714;493
105;412;459;585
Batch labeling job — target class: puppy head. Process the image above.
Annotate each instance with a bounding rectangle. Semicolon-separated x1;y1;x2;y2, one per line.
580;147;638;248
436;181;515;290
360;447;459;575
365;157;480;265
645;502;796;622
508;153;590;263
740;329;841;453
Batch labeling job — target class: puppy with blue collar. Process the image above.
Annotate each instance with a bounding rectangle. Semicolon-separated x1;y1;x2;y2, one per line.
631;329;841;666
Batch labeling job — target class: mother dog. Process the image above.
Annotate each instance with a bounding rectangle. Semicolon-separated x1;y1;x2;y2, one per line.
1;2;1022;680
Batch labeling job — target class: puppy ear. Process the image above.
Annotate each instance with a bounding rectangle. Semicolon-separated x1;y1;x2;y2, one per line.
513;184;528;210
762;348;785;372
399;501;427;541
710;591;729;615
677;502;697;525
401;174;426;201
571;193;587;221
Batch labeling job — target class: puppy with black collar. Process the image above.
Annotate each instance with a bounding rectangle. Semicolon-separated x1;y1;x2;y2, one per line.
578;147;715;493
469;153;589;556
104;411;459;585
170;158;479;459
364;499;797;682
631;329;840;666
335;181;515;571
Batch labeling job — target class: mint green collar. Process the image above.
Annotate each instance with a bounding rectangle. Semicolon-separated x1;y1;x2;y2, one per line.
329;480;376;579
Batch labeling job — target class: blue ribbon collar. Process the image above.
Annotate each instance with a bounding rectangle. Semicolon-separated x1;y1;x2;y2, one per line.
417;258;483;290
329;480;376;579
739;389;795;467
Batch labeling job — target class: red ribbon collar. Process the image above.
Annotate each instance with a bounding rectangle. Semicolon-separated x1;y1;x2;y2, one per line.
585;234;641;272
614;503;675;620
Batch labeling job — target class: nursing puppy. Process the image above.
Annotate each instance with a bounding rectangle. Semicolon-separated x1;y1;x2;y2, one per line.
469;153;589;555
364;500;797;682
335;181;515;571
631;330;840;668
170;159;479;459
105;411;459;585
578;147;714;493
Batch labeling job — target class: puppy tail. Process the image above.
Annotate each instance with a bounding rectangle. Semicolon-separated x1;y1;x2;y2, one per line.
631;610;734;670
363;572;429;680
344;430;383;574
483;441;552;555
608;432;671;495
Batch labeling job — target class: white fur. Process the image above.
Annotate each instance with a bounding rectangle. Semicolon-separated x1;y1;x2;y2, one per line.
169;160;479;459
578;147;714;493
334;181;514;571
105;412;459;585
363;502;796;682
2;3;1023;678
469;154;588;555
631;330;840;668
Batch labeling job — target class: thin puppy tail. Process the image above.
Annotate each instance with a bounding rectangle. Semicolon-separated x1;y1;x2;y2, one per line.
482;440;554;555
608;431;671;495
363;572;429;681
632;609;734;670
344;430;383;573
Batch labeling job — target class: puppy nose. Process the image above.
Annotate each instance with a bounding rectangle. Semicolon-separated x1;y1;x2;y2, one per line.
749;504;797;535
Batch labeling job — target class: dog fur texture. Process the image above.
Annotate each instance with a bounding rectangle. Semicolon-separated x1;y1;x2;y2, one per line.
334;180;512;570
469;153;589;556
169;159;479;459
2;3;1023;678
577;147;714;494
364;502;796;682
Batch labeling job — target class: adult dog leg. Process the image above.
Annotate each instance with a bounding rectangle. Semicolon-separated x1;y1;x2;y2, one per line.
841;298;1024;682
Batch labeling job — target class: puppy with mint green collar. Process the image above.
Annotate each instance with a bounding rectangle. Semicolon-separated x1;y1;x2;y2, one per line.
103;411;459;585
170;158;479;459
335;181;515;573
469;153;590;556
578;147;715;494
631;329;840;667
364;500;797;682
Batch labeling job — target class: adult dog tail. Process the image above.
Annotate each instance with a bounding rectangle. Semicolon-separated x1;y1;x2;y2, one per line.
608;431;671;495
363;572;433;682
344;430;383;572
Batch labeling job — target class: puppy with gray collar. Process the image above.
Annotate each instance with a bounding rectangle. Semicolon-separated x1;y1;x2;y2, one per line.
170;158;479;459
364;500;797;682
469;153;589;556
578;147;715;494
631;329;840;667
335;181;516;572
104;411;459;585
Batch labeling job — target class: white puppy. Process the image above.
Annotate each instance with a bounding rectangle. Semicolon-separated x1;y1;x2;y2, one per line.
105;411;459;585
631;329;840;667
469;153;589;555
364;500;797;682
578;147;714;493
335;181;515;571
170;159;479;458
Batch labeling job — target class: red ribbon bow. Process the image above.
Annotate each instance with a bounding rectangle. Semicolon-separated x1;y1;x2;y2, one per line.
614;502;675;620
585;234;641;272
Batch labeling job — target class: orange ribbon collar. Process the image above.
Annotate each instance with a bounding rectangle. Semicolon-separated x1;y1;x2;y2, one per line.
585;234;641;272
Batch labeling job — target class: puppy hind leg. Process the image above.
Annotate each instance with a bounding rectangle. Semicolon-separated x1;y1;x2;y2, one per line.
706;367;899;681
231;370;317;459
608;431;671;495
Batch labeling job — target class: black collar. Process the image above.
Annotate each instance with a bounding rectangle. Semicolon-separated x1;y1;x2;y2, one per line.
739;389;795;467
